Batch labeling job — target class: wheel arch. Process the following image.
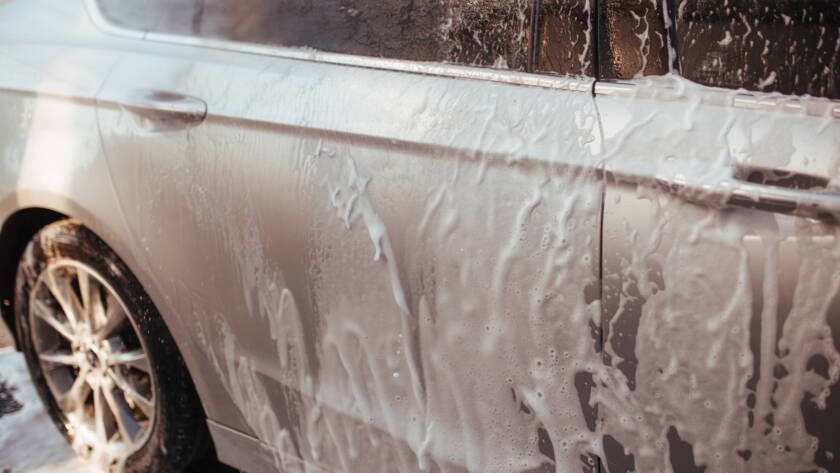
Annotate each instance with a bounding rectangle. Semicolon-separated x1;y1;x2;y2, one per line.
0;189;151;348
0;190;256;440
0;206;67;348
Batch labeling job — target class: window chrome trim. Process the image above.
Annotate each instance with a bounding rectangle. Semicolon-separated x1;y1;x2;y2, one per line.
83;0;592;94
595;79;840;119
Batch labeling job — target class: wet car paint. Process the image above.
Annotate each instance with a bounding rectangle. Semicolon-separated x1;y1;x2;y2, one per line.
0;1;838;472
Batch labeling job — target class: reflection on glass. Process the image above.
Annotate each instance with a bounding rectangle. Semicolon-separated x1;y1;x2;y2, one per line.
677;0;840;99
97;0;534;70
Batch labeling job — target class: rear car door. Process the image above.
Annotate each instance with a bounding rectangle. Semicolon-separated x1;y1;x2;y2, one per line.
91;1;608;472
597;2;840;472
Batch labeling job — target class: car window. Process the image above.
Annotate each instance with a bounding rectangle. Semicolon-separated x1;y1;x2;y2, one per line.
535;0;595;76
95;0;535;71
675;0;840;99
597;0;671;80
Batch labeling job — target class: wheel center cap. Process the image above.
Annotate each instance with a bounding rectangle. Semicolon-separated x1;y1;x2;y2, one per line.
86;348;100;368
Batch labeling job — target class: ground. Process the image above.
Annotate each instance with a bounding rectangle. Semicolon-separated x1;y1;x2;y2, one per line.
0;347;236;473
0;348;90;473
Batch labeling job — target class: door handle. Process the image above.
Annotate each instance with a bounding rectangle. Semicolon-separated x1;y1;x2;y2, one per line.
724;181;840;221
608;160;839;222
117;90;207;129
724;166;838;220
647;172;840;222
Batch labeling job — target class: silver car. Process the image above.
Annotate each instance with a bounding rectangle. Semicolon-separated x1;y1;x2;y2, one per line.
1;0;839;472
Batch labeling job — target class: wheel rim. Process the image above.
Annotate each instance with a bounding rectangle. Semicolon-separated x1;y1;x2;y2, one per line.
28;260;155;472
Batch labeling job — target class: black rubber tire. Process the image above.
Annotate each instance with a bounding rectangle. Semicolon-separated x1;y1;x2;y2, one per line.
14;219;210;473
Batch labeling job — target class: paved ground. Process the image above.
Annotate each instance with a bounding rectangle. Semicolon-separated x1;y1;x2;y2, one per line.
0;346;236;473
0;348;89;473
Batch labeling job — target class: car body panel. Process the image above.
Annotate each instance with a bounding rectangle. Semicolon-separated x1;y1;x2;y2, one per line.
0;0;133;291
598;81;840;471
1;1;840;473
94;24;605;471
0;0;258;439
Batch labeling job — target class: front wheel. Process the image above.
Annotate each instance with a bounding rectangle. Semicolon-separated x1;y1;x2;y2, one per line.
14;220;208;472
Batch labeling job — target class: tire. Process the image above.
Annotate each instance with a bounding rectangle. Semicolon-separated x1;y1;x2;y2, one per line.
14;219;209;473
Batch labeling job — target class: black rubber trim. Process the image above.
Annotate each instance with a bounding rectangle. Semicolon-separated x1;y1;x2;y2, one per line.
662;0;681;74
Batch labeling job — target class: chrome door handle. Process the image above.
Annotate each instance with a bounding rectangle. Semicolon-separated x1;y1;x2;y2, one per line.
609;160;840;222
725;182;840;221
646;174;840;222
118;90;207;124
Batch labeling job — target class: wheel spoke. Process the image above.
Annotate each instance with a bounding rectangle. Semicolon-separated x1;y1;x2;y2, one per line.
77;270;95;329
57;367;91;413
102;383;140;444
109;350;150;374
89;281;106;333
93;386;108;444
45;270;84;329
107;369;153;417
39;350;79;367
96;294;127;341
31;298;76;342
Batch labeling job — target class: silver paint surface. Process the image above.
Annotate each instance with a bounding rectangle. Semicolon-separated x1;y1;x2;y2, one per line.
0;1;838;472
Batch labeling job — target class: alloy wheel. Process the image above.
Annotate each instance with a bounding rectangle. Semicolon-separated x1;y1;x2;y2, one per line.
28;260;155;472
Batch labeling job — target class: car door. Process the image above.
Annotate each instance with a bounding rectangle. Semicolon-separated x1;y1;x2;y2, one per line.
91;1;609;472
597;1;840;472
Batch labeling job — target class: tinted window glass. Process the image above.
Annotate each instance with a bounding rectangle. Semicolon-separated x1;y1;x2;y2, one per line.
97;0;535;71
676;0;840;99
450;0;534;70
536;0;595;76
598;0;670;79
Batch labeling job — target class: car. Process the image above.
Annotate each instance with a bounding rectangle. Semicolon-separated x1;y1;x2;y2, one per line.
0;0;838;472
